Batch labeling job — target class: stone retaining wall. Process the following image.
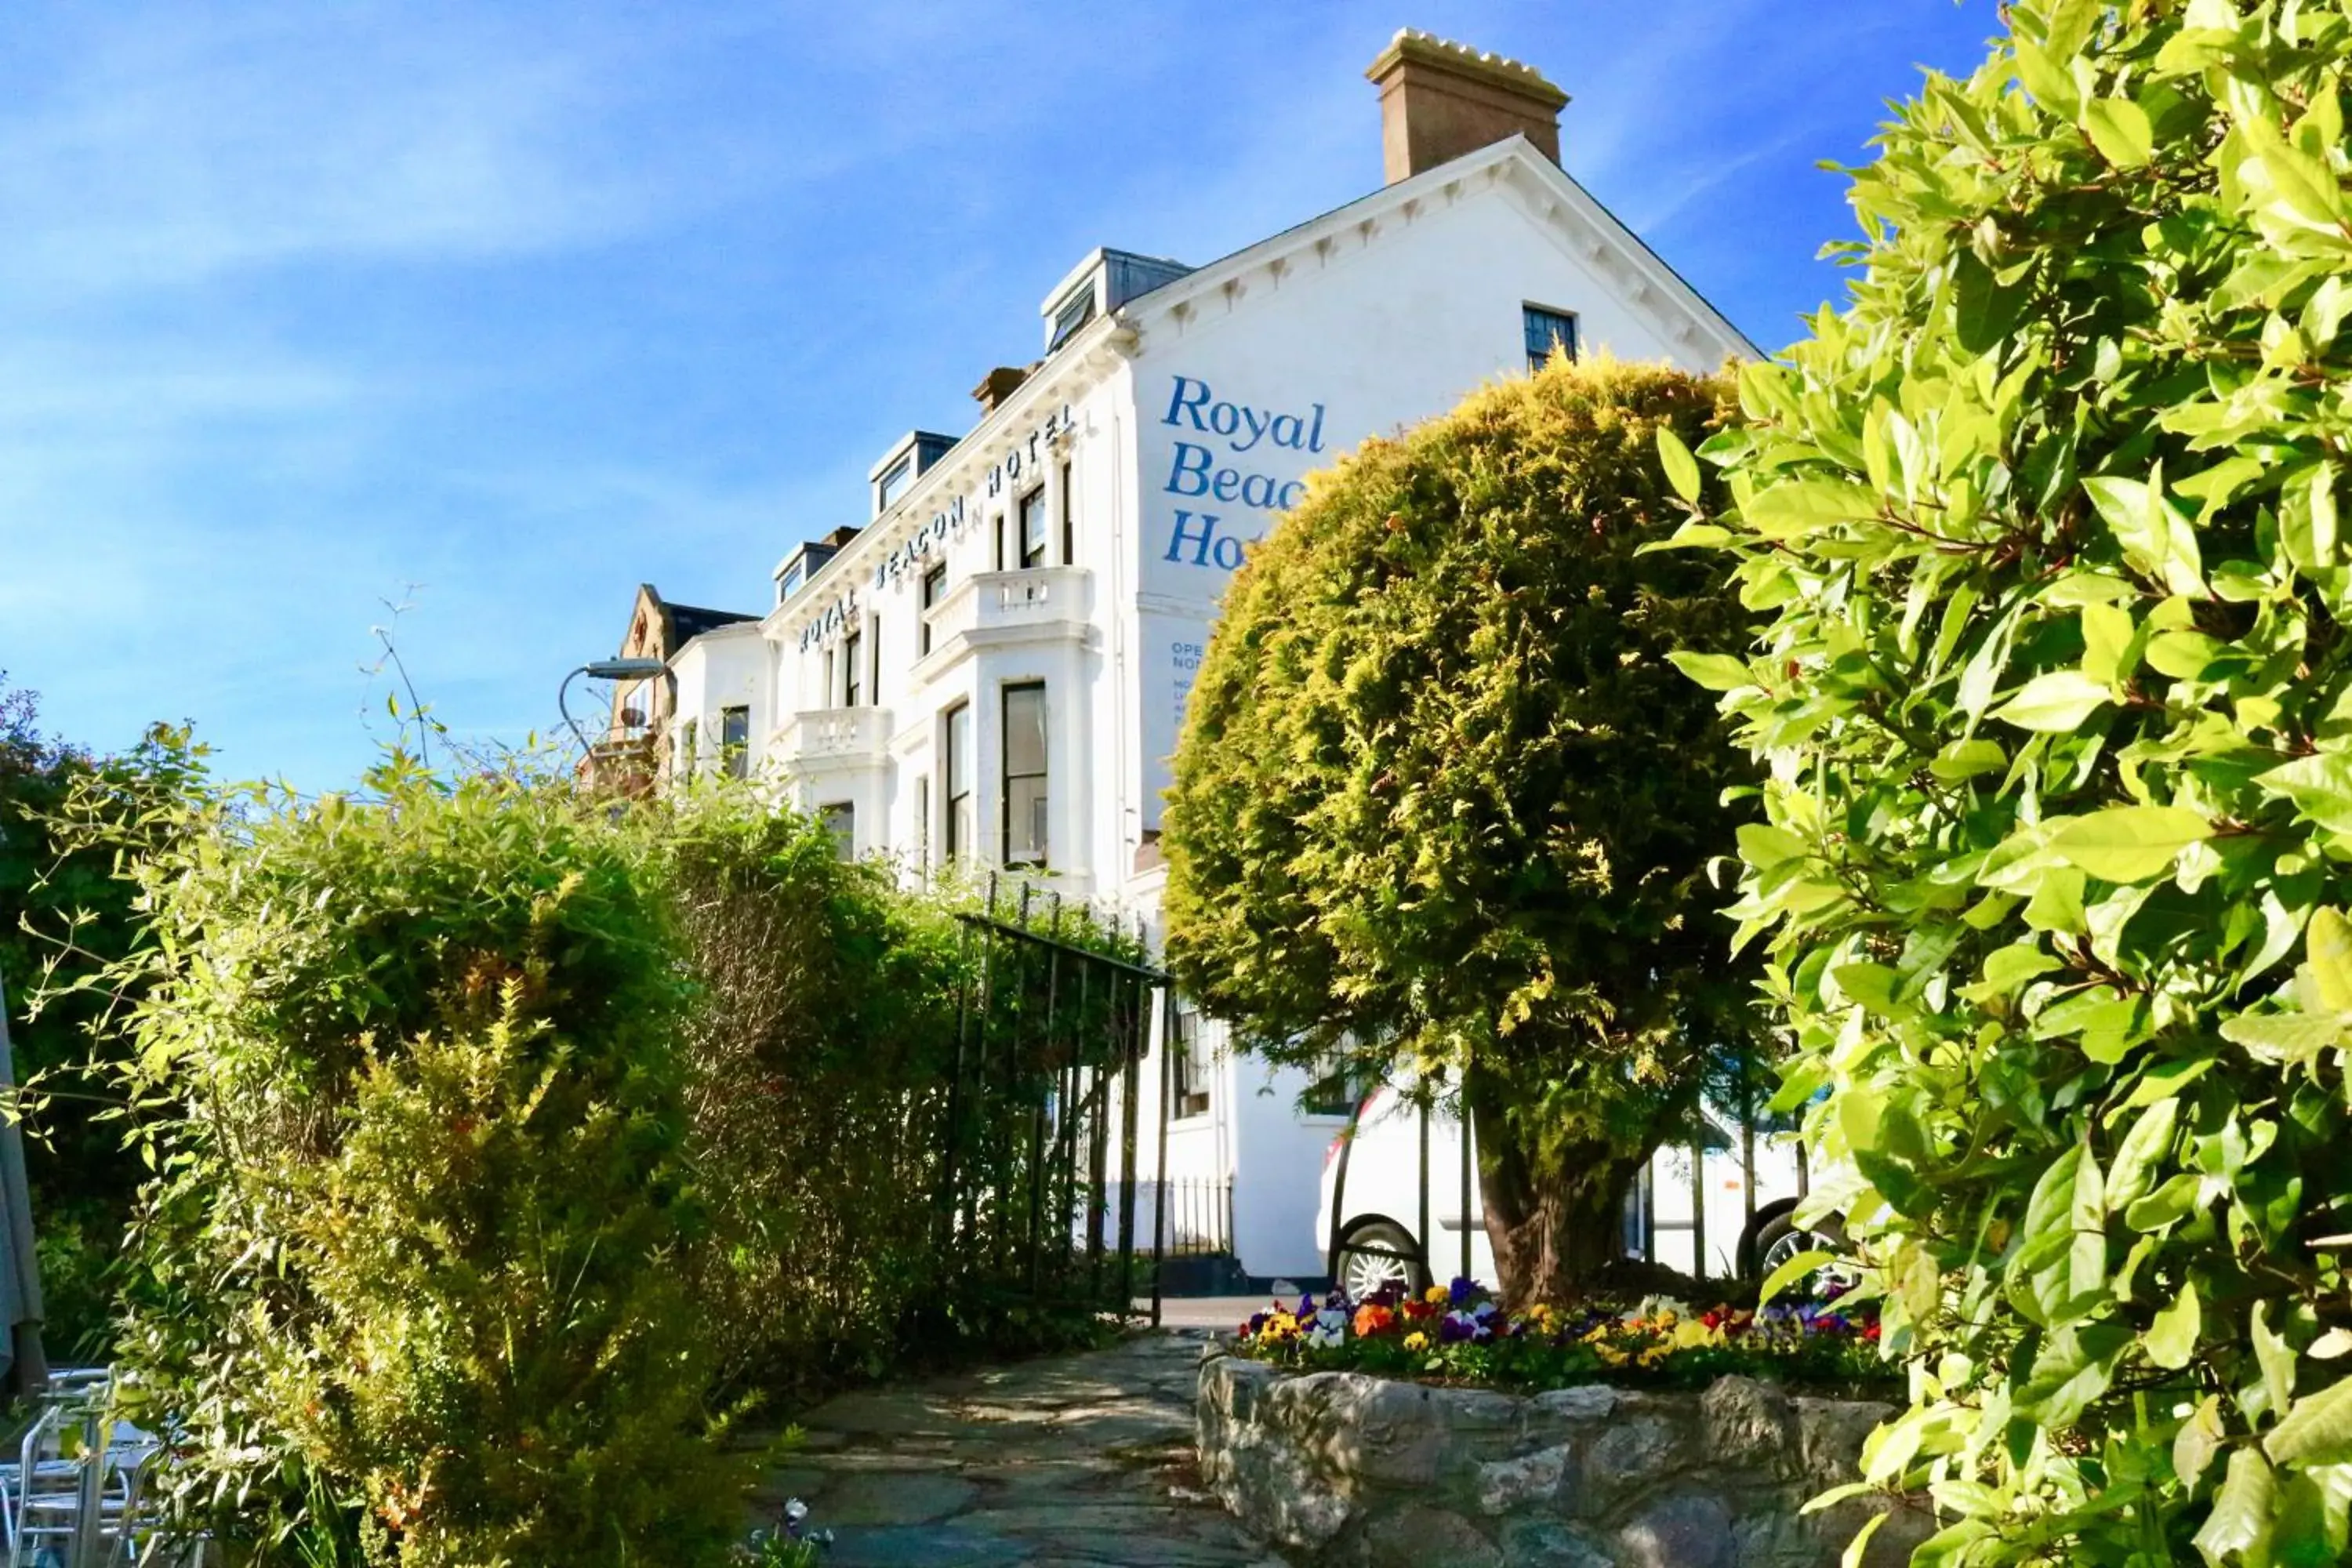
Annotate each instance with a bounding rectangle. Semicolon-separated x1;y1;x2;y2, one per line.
1195;1350;1930;1567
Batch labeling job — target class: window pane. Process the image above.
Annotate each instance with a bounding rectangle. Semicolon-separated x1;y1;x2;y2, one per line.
1524;305;1578;370
1019;487;1048;568
1060;461;1074;565
821;802;855;860
921;565;946;655
720;705;750;779
1173;1007;1211;1118
1004;775;1047;864
946;702;971;800
844;631;862;705
1004;684;1046;777
1001;683;1047;866
877;456;913;512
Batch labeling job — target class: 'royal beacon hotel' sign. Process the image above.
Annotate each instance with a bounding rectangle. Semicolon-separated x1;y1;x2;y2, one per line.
871;406;1076;592
794;405;1073;653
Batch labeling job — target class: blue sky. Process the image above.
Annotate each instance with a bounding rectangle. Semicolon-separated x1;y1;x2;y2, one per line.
0;1;1996;791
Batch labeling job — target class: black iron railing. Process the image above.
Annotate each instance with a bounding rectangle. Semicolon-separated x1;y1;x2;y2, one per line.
935;877;1174;1325
1158;1176;1234;1258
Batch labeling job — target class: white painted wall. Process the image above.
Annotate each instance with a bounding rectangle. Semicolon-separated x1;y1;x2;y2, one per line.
669;626;769;780
693;140;1748;1284
1122;167;1731;827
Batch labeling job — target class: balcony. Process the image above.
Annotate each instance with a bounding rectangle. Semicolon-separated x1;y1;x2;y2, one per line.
775;707;893;770
922;567;1094;664
580;734;662;797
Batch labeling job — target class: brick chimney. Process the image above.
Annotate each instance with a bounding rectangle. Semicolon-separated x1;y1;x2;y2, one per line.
971;365;1030;415
1366;30;1568;184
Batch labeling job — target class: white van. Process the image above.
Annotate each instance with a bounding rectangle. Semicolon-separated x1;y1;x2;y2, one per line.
1313;1083;1833;1297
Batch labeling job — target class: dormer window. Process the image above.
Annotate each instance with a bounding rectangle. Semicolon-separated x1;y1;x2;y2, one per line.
869;433;956;517
1047;287;1097;352
1041;249;1192;350
876;456;914;514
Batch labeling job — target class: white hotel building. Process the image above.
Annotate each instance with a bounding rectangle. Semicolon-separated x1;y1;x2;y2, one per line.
645;34;1755;1282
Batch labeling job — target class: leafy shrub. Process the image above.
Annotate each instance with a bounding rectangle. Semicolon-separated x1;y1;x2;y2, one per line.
1161;354;1759;1303
107;769;756;1565
1670;2;2352;1559
86;760;1140;1563
0;677;200;1357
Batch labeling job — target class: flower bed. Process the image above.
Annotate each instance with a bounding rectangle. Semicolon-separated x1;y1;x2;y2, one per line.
1231;1278;1888;1397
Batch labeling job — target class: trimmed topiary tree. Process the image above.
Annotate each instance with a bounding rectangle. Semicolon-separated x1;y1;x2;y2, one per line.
1161;354;1758;1304
1671;2;2352;1559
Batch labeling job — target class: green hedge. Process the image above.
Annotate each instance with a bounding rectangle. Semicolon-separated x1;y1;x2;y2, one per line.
1664;2;2352;1560
83;766;1119;1566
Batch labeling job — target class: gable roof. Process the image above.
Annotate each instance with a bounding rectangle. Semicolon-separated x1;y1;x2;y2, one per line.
1116;133;1759;363
623;583;760;659
764;136;1761;639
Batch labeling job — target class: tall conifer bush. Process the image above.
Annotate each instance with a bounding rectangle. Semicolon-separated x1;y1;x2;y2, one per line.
1668;2;2352;1559
1162;356;1757;1303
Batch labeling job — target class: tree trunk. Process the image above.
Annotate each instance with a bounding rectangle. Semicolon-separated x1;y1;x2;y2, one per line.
1465;1063;1648;1308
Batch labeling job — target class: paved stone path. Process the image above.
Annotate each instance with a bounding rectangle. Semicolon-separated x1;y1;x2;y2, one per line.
753;1330;1294;1568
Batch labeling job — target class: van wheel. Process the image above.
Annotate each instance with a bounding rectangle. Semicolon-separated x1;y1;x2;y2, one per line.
1745;1208;1850;1289
1336;1221;1426;1299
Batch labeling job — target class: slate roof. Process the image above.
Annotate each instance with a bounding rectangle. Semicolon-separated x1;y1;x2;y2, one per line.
664;601;760;644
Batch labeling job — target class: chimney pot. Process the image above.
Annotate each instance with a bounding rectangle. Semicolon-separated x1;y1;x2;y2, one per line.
1366;29;1568;184
971;365;1031;414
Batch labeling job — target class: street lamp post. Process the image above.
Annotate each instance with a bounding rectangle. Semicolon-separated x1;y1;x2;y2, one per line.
558;658;678;790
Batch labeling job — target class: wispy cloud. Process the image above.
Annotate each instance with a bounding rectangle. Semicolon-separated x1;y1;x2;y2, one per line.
0;0;2001;788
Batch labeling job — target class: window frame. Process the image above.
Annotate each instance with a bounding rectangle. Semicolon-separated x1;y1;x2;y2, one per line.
1171;1004;1212;1120
1059;460;1074;565
819;801;855;860
1300;1057;1364;1120
943;701;974;864
1018;485;1048;570
1523;303;1580;372
913;774;931;873
920;562;947;656
876;456;913;514
719;704;750;780
1047;286;1097;351
999;681;1047;869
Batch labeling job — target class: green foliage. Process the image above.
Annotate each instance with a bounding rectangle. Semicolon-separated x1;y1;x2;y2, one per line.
77;753;1135;1564
0;674;197;1357
105;765;757;1565
1161;355;1760;1300
1674;2;2352;1559
658;792;1136;1392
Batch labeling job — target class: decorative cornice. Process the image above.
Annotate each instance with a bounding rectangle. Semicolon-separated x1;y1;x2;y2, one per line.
763;320;1130;641
1365;30;1570;111
1118;137;1754;364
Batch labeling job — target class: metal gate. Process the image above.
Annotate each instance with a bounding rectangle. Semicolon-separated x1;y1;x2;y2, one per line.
936;878;1174;1325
